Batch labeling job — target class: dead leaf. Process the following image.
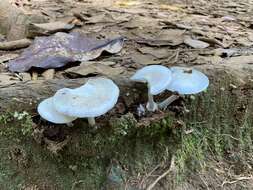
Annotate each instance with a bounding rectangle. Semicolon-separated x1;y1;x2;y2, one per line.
19;72;31;81
159;4;183;11
0;54;19;64
137;47;169;59
136;29;185;46
0;73;20;86
221;15;236;22
85;13;115;24
114;0;141;7
236;37;253;47
42;69;55;80
226;55;253;65
184;36;210;49
195;56;223;65
161;21;192;30
44;137;70;155
8;32;124;72
247;32;253;42
197;37;228;48
65;62;124;77
131;52;159;65
124;16;160;29
213;48;237;57
29;21;75;36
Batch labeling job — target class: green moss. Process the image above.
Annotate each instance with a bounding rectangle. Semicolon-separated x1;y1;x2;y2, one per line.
0;111;34;139
175;77;253;181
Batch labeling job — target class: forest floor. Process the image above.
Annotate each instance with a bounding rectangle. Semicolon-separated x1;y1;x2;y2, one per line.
0;0;253;189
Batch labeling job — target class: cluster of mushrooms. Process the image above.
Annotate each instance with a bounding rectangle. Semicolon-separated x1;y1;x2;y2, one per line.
38;66;209;127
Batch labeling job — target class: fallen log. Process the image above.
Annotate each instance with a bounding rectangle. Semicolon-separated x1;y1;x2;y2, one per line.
0;77;146;113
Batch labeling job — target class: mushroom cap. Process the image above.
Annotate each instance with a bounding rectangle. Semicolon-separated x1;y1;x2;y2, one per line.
167;67;209;94
130;65;172;95
37;97;77;124
53;77;119;118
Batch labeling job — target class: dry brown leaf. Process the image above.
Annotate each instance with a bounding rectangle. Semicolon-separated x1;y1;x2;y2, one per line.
236;37;253;47
131;52;159;65
114;0;141;7
85;13;115;24
0;53;19;64
42;69;55;80
137;47;169;59
159;4;183;11
29;21;75;35
65;62;124;77
0;73;20;86
184;36;210;49
195;56;223;65
124;16;160;29
135;29;185;46
19;72;31;81
226;55;253;65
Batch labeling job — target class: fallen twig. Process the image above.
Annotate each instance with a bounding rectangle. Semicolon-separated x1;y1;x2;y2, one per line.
71;180;85;190
221;176;253;187
139;164;161;189
146;156;176;190
199;174;210;190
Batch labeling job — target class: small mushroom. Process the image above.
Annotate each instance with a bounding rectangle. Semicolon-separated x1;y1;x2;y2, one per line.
131;65;172;111
37;97;77;124
53;77;119;127
159;67;209;109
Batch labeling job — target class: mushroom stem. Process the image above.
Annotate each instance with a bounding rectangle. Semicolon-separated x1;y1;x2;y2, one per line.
146;92;158;112
158;94;180;110
88;117;96;127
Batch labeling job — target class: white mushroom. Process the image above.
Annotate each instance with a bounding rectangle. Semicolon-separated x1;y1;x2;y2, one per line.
37;97;77;124
52;77;119;127
159;67;209;109
131;65;172;112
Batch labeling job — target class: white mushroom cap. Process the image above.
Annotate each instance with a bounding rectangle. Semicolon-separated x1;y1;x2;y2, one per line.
130;65;172;95
167;67;209;94
53;77;119;118
37;97;77;124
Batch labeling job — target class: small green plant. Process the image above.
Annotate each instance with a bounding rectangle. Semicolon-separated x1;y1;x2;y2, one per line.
0;111;34;138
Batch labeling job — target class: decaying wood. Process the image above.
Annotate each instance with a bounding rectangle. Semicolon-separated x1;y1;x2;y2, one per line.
0;77;146;113
0;39;32;50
